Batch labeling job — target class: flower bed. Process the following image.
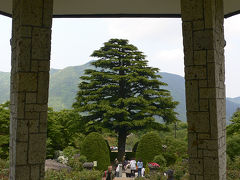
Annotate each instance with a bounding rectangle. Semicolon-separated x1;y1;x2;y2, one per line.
148;162;160;170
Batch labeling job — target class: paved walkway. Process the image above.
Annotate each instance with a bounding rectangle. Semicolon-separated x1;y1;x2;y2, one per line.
115;172;138;180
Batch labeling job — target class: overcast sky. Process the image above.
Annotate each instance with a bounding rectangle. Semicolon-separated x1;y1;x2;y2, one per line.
0;15;240;98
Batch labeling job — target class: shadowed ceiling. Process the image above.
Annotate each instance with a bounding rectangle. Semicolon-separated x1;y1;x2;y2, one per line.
0;0;239;18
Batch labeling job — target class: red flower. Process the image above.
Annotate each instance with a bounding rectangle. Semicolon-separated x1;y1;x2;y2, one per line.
148;162;160;167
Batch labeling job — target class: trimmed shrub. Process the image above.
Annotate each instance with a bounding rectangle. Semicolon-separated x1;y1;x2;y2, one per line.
163;151;177;166
153;154;166;171
136;132;163;165
82;132;110;170
79;155;87;163
105;140;111;154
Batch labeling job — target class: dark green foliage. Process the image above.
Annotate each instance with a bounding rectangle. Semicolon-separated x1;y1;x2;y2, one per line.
110;152;118;163
45;169;102;180
47;108;85;158
162;136;187;165
153;154;167;172
136;132;163;165
163;151;177;166
63;146;81;159
227;156;240;180
153;154;166;167
105;140;111;154
0;103;86;159
71;133;86;152
68;155;87;171
227;109;240;160
0;158;9;170
82;132;110;170
0;102;10;159
170;159;189;180
227;108;240;136
73;39;178;160
224;109;240;179
0;158;9;179
2;67;240;124
227;134;240;160
125;152;136;161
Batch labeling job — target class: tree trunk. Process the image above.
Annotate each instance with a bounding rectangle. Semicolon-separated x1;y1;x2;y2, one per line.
117;131;127;163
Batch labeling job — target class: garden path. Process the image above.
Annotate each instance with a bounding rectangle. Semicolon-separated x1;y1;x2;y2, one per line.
115;172;137;180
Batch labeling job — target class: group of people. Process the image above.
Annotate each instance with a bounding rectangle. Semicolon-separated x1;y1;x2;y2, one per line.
112;158;145;178
124;159;144;177
103;158;145;179
103;160;174;180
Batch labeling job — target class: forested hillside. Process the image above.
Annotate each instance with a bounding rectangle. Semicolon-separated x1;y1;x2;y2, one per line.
0;61;240;123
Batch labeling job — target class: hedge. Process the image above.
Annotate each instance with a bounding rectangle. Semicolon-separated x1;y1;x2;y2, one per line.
136;132;163;165
82;132;110;170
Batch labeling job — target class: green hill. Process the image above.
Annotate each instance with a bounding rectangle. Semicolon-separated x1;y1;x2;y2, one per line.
0;61;240;123
48;62;93;110
228;97;240;104
160;72;186;122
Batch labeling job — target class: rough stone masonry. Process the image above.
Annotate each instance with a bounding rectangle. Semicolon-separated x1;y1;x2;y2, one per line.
10;0;53;179
181;0;226;179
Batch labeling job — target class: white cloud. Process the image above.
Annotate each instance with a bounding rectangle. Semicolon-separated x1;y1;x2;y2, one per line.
1;14;240;97
224;15;240;97
149;49;184;76
105;18;182;46
105;18;184;76
0;16;11;72
225;15;240;37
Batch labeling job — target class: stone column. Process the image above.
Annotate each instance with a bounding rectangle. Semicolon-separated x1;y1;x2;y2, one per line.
181;0;226;179
10;0;53;179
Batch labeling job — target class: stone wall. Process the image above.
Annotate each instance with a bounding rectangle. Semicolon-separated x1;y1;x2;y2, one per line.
10;0;53;179
181;0;226;179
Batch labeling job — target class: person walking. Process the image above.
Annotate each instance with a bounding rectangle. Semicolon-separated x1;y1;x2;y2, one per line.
125;163;131;177
130;159;136;177
141;167;145;177
115;164;120;177
137;159;143;177
103;166;115;180
166;169;174;180
114;158;119;176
